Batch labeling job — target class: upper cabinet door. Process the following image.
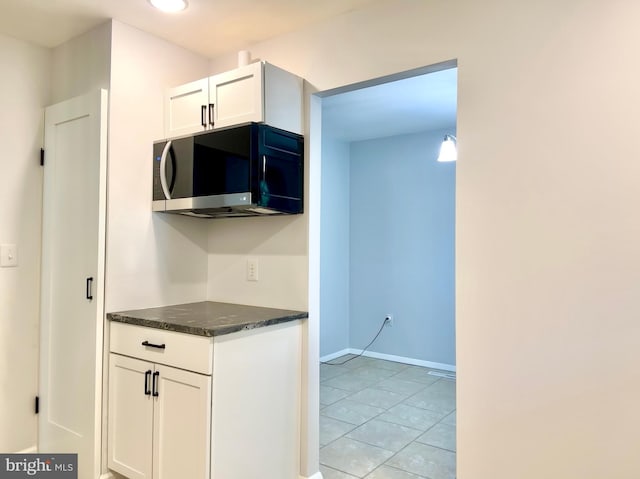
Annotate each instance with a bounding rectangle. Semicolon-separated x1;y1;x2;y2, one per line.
164;78;209;138
209;62;264;129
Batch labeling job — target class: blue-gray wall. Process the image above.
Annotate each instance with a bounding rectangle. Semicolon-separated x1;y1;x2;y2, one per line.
320;129;456;366
349;130;456;365
319;137;350;357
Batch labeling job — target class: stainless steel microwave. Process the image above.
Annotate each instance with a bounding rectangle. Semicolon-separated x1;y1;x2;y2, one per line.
152;123;304;218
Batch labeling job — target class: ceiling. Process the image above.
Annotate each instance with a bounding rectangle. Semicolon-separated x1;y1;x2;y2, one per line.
0;0;456;142
0;0;380;58
322;67;457;143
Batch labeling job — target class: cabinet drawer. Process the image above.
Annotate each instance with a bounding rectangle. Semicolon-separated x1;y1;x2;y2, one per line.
110;322;213;375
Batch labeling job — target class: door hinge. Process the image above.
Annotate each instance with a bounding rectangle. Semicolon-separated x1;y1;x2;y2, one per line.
40;148;45;166
35;396;39;414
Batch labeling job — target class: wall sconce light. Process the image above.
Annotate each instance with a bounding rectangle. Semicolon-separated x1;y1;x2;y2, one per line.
149;0;188;13
437;134;457;162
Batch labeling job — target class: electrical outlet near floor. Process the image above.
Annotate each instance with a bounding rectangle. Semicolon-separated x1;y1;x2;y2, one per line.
384;314;393;327
246;258;259;281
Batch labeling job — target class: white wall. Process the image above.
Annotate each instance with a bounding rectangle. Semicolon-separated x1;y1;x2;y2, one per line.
207;215;308;310
349;130;455;366
106;21;212;312
208;0;640;477
0;33;50;453
50;21;111;104
319;136;350;357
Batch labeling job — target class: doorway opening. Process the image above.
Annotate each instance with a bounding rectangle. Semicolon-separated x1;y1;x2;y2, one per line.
310;61;457;478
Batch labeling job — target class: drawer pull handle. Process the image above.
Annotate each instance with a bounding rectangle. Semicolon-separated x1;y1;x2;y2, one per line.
152;371;160;397
144;370;152;396
141;341;166;350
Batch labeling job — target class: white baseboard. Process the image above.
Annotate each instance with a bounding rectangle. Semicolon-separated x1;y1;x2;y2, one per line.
321;348;456;373
16;446;37;454
100;472;117;479
300;472;323;479
319;348;352;362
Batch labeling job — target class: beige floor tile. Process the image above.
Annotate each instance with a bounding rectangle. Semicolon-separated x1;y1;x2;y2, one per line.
320;465;359;478
335;355;380;369
392;367;442;385
347;387;409;409
321;363;351;381
346;419;423;452
321;437;394;477
426;379;456;395
320;415;358;446
323;371;379;392
415;423;456;452
441;410;456;426
349;366;397;381
378;403;445;431
374;378;428;396
402;381;455;415
321;385;353;406
319;359;456;479
366;359;410;372
386;442;456;479
322;399;386;426
365;465;427;478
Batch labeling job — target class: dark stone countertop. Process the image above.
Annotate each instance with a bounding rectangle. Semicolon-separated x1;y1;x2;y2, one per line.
107;301;308;337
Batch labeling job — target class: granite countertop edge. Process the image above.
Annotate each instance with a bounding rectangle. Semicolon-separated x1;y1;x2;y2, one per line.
107;304;308;338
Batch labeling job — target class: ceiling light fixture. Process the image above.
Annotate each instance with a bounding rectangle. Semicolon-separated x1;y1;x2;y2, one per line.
437;134;457;162
149;0;188;13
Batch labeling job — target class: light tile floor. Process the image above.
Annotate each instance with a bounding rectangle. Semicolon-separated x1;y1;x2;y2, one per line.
320;355;456;479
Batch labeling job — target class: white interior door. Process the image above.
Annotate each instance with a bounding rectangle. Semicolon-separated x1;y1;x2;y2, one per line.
39;89;108;479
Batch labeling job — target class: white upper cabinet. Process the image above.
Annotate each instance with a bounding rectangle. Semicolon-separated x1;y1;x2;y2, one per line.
164;78;209;137
164;61;302;138
209;62;263;129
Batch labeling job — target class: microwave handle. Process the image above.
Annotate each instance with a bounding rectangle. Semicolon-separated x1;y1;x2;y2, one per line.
160;140;172;200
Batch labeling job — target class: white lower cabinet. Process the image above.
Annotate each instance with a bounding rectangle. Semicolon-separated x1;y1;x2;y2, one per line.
107;319;301;478
108;325;212;479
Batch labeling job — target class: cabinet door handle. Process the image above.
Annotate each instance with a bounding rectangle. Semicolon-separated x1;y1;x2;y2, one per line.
152;371;160;397
86;277;93;301
208;103;215;127
141;341;166;349
144;370;152;396
201;105;207;127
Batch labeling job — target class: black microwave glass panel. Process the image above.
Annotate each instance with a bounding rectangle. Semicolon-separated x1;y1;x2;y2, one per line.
193;144;250;195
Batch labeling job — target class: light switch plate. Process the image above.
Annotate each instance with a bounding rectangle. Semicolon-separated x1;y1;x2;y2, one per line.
0;244;18;267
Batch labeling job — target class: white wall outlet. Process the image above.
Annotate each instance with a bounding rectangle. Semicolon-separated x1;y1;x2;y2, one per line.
0;244;18;267
246;258;259;281
384;314;393;327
